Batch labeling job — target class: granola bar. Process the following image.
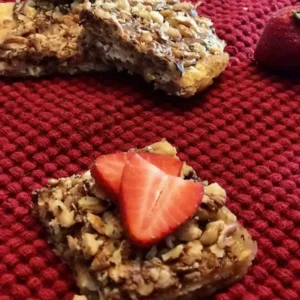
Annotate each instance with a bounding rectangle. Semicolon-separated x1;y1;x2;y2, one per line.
80;0;229;97
32;140;256;300
0;0;110;77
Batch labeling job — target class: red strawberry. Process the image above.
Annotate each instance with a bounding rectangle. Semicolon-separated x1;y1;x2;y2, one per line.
91;152;128;201
255;6;300;70
91;152;183;202
138;152;182;176
120;153;203;247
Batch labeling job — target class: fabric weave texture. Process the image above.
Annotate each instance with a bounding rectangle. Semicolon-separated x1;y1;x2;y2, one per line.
0;0;300;299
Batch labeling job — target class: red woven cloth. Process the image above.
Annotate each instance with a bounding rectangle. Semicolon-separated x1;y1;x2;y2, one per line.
1;0;300;299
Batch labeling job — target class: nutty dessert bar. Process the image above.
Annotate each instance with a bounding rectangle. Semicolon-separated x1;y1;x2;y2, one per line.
33;140;256;300
0;0;110;77
80;0;229;97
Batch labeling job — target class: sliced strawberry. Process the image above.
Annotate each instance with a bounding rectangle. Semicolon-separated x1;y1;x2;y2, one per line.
139;152;183;176
91;152;183;202
120;153;203;247
91;152;128;201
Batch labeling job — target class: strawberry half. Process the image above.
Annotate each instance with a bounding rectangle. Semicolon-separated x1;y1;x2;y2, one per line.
91;152;183;202
138;152;182;176
91;152;128;201
120;153;204;247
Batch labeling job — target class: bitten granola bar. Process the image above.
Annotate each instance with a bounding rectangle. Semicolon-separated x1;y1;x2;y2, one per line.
32;141;256;300
80;0;229;97
0;0;110;77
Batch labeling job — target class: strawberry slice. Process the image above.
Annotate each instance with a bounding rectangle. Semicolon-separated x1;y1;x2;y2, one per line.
91;152;128;201
138;152;182;176
91;152;183;202
120;153;203;247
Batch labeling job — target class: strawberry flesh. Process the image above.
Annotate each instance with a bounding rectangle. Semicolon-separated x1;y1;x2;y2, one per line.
120;153;204;247
91;152;128;202
138;152;183;176
91;152;183;202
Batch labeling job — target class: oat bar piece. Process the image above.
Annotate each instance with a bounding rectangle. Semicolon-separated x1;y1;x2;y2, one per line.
80;0;229;97
0;0;110;77
32;140;256;300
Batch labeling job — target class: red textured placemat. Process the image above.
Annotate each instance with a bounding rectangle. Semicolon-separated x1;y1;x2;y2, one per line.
0;0;300;299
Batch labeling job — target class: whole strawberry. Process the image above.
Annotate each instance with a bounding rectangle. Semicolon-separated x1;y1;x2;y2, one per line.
255;6;300;70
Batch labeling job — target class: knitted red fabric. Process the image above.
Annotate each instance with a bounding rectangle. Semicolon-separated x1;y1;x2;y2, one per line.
0;0;300;299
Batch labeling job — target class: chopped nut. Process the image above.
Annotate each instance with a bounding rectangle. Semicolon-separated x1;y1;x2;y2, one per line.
74;263;97;291
140;32;153;43
67;235;80;252
138;10;150;20
117;0;130;11
185;240;203;258
191;42;206;55
167;0;179;4
0;3;14;25
102;2;116;11
162;245;184;262
178;24;197;38
217;223;237;249
217;207;237;223
137;281;154;296
156;268;174;289
174;15;200;33
49;200;75;228
196;207;218;221
102;212;123;239
203;183;226;207
48;178;59;186
91;251;111;271
52;188;63;201
82;233;103;257
172;48;184;59
175;220;202;242
184;271;200;281
57;207;75;227
95;8;111;19
78;196;107;214
64;178;73;190
200;221;225;246
87;213;105;234
110;242;127;265
210;244;225;258
168;27;182;41
148;267;160;282
238;249;252;262
160;9;176;18
184;59;197;67
109;263;141;283
150;11;164;24
107;267;120;283
173;2;194;12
